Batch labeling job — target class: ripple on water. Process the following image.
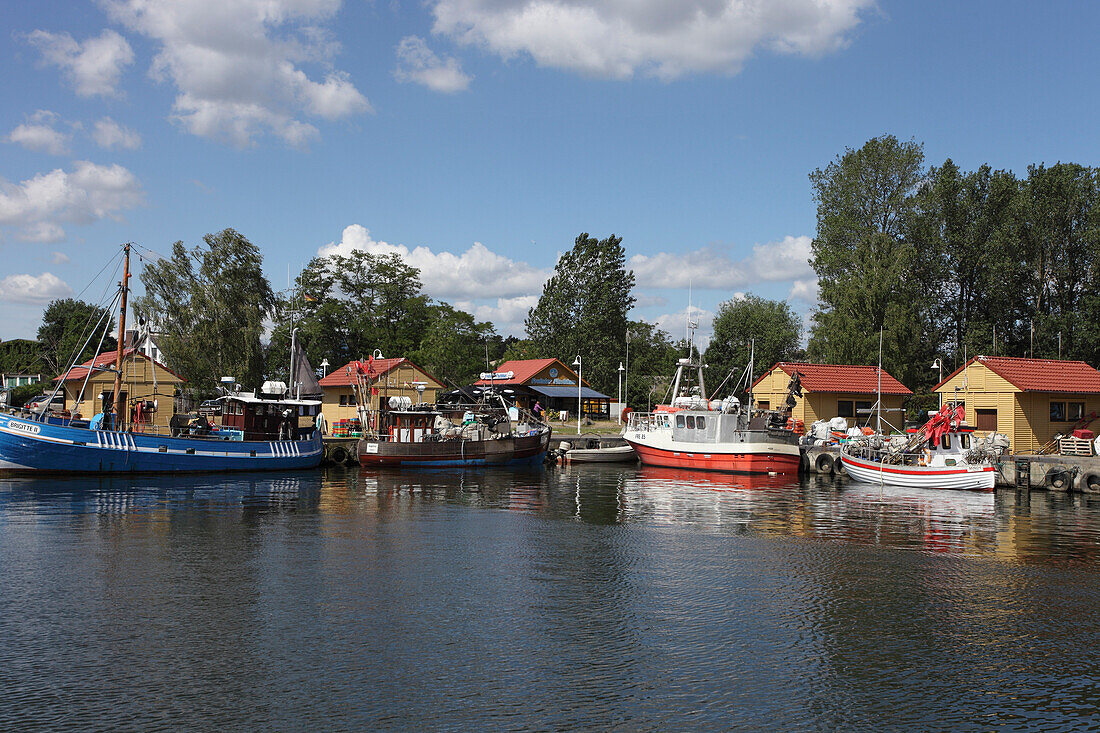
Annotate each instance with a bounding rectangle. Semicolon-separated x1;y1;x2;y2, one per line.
2;466;1100;730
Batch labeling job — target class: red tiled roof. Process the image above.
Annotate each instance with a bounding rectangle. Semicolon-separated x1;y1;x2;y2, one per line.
473;358;591;387
55;348;186;383
934;356;1100;394
318;357;440;388
754;362;912;396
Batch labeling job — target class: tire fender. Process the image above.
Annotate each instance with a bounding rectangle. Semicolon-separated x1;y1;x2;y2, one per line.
815;453;834;475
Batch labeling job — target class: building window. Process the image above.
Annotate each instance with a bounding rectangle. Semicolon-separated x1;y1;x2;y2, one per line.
1050;402;1067;422
1069;402;1085;422
837;400;854;418
975;409;997;431
757;400;770;410
855;400;873;416
339;395;347;406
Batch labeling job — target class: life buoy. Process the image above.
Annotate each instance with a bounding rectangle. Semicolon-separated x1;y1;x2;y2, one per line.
815;453;834;475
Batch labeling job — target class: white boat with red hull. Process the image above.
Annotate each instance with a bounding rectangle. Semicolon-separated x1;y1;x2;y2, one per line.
623;349;802;475
840;404;1007;492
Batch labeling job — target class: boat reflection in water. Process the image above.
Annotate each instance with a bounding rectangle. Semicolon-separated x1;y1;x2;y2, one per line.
0;471;324;520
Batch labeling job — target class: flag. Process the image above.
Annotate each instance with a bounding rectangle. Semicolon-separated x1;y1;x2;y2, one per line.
303;293;318;303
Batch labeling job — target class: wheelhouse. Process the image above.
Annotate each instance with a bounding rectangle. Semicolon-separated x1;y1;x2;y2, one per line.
220;395;321;441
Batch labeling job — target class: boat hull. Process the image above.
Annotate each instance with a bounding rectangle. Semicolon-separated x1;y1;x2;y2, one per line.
840;453;996;491
0;413;323;474
625;435;801;474
564;445;637;463
357;429;551;467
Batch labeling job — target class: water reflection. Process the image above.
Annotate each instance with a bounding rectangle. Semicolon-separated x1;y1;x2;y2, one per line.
5;466;1100;566
3;465;1100;729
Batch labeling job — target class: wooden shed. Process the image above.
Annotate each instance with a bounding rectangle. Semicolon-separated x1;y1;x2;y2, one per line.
752;362;912;430
54;348;185;432
933;356;1100;453
318;358;442;423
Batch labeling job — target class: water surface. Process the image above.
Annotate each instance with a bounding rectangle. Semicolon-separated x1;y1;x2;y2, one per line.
2;466;1099;730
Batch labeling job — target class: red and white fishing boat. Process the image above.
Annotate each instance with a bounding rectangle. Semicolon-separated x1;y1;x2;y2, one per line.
840;404;1005;491
623;350;801;475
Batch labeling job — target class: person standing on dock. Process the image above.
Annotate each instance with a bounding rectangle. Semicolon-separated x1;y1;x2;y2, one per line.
533;401;544;422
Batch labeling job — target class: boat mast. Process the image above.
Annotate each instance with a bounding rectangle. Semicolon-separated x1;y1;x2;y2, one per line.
876;328;883;435
112;243;131;429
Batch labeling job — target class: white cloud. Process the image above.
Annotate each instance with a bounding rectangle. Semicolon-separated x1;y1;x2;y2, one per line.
648;304;714;345
26;29;134;97
0;161;145;243
319;224;549;300
630;235;814;290
454;295;539;336
0;272;73;304
51;251;71;265
788;277;819;304
92;117;142;150
394;35;472;93
7;110;71;155
104;0;370;146
430;0;872;80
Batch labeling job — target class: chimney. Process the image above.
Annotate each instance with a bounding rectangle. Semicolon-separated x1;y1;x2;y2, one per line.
124;329;138;349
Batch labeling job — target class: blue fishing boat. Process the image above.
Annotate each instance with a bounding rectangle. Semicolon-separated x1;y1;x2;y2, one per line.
0;243;323;474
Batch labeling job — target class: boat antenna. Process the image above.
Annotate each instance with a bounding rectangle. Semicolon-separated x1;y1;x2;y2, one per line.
112;243;132;430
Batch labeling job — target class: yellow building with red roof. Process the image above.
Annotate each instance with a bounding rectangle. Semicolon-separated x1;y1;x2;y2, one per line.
752;362;912;430
934;356;1100;453
318;358;443;423
54;347;185;432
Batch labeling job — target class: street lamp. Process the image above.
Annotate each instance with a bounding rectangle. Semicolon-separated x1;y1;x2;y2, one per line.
617;362;625;424
573;355;582;435
930;358;942;409
320;358;330;378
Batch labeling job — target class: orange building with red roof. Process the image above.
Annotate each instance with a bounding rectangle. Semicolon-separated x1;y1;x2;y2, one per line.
934;356;1100;452
752;362;912;430
318;357;443;422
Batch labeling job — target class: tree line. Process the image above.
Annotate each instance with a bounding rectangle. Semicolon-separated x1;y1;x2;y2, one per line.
807;135;1100;397
9;136;1095;413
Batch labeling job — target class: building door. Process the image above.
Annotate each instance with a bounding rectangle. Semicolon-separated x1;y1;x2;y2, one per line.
975;409;997;431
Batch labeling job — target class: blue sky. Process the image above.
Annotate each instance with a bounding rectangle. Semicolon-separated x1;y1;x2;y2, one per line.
1;0;1097;348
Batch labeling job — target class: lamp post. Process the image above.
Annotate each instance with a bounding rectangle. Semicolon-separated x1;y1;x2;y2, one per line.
617;362;625;424
573;355;582;435
930;358;942;409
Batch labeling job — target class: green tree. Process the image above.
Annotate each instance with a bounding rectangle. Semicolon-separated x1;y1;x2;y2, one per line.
1019;163;1100;359
412;304;497;386
623;320;680;409
37;299;117;374
910;161;1026;365
136;228;275;392
0;338;47;377
807;135;932;388
525;233;635;395
704;294;801;394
